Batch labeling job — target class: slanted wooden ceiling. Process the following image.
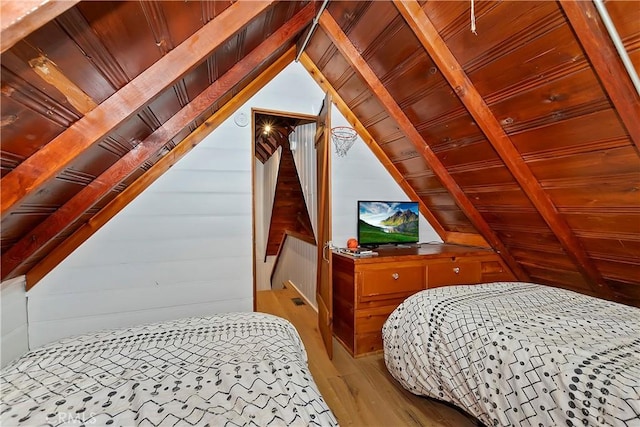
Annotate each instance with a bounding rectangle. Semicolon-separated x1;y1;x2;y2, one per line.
1;1;638;307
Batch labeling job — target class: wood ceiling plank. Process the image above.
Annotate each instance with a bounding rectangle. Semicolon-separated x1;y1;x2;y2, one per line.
318;10;528;281
0;0;275;219
25;47;297;289
2;5;314;282
394;0;614;299
1;0;79;53
559;0;640;152
299;52;452;244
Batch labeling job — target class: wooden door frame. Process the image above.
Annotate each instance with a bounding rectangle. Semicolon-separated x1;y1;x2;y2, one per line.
315;93;333;358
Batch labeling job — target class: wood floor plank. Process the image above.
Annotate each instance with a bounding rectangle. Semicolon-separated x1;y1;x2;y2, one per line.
256;286;478;427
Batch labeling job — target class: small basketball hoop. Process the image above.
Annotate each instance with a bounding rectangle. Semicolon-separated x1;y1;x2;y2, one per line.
331;126;357;157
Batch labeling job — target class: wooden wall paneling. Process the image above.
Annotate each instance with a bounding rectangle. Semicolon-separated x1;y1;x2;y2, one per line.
55;7;130;92
74;1;162;81
470;26;586;102
603;0;640;74
529;146;639;181
0;54;80;128
318;10;526;280
0;0;275;219
511;110;629;157
489;68;610;135
139;1;175;56
394;0;614;300
0;76;68;161
300;53;453;244
0;1;79;53
25;46;297;289
3;5;314;283
450;164;520;189
560;0;640;152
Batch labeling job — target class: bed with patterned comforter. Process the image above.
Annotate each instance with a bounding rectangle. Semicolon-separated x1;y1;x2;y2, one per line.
382;282;640;427
1;312;337;426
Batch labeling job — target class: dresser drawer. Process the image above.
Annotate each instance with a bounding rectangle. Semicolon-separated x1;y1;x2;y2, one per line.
355;306;396;334
359;266;424;302
427;261;481;287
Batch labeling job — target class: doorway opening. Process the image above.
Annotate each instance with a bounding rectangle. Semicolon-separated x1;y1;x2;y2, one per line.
251;108;318;309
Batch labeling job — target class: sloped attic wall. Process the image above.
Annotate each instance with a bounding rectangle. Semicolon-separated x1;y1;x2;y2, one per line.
27;64;302;347
303;0;640;305
27;62;440;348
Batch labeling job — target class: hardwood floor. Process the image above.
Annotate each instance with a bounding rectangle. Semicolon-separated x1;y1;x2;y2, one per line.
256;286;478;427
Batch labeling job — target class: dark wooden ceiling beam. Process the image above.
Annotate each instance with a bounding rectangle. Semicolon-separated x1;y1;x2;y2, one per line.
394;0;614;299
2;5;314;281
25;47;297;289
1;1;79;53
318;10;529;281
559;0;640;152
0;0;275;219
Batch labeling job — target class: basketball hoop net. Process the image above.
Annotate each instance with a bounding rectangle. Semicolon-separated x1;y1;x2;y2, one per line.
331;126;357;157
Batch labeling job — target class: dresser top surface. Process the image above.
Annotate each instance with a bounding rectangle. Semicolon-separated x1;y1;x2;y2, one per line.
333;243;496;263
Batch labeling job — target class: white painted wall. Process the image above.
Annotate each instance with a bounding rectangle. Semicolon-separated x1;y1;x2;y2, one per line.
25;61;439;348
1;276;29;367
27;62;327;349
271;236;317;309
255;148;281;291
330;112;442;249
291;122;318;239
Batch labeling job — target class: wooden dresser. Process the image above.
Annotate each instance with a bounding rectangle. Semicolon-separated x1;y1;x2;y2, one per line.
331;243;515;357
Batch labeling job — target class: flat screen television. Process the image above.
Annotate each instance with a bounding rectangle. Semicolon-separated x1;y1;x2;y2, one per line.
357;201;419;247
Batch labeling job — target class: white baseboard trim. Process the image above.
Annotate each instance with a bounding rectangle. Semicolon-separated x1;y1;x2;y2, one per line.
286;280;318;312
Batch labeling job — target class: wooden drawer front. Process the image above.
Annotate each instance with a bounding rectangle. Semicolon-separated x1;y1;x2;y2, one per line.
356;306;395;334
359;266;424;301
428;262;481;287
355;332;383;356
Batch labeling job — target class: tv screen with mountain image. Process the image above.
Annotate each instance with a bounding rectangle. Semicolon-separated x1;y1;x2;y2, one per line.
357;201;419;247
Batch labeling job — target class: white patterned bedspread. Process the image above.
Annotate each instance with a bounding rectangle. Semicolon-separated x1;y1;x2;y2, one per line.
382;282;640;427
1;312;337;427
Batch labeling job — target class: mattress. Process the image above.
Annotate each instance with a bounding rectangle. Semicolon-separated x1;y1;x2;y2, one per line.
1;312;337;426
382;282;640;427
